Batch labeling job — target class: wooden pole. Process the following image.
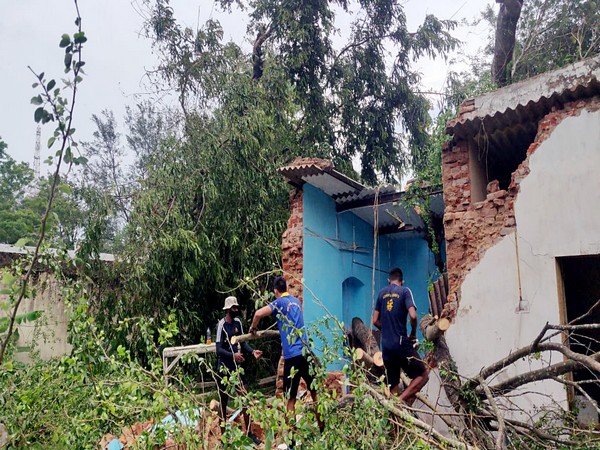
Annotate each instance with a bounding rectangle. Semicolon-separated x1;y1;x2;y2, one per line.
230;330;280;345
163;330;280;377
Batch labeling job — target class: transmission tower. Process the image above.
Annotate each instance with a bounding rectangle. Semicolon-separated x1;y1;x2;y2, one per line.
34;125;41;180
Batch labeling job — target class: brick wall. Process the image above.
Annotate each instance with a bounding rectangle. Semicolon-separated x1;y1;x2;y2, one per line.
277;187;304;396
442;96;600;319
281;187;304;302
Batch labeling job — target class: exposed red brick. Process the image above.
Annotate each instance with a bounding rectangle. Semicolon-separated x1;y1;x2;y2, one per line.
442;96;600;320
281;188;304;303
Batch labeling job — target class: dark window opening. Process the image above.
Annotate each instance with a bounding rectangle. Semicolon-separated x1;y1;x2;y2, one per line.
342;276;366;332
469;122;537;202
558;255;600;424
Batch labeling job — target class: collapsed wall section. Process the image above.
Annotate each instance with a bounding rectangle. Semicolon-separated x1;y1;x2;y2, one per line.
442;96;600;319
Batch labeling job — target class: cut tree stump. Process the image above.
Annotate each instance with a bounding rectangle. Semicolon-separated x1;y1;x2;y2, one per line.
352;317;384;378
355;347;384;368
421;315;450;342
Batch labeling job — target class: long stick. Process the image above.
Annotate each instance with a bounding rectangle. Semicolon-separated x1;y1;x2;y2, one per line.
230;330;280;345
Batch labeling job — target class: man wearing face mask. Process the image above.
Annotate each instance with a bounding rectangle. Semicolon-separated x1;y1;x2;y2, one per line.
215;296;262;443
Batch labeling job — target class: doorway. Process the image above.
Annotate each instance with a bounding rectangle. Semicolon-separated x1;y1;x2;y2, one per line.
558;255;600;422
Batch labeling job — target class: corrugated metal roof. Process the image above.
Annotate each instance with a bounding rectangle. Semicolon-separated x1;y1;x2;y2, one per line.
447;55;600;139
278;158;438;237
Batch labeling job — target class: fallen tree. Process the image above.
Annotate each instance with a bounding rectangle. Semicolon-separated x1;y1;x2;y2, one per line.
412;299;600;449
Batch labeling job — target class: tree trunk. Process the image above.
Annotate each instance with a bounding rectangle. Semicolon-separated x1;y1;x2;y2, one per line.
492;0;523;86
230;330;280;345
352;317;379;356
419;314;461;406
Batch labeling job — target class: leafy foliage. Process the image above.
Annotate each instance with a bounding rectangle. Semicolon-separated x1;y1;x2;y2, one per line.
511;0;600;82
89;69;294;356
146;0;458;184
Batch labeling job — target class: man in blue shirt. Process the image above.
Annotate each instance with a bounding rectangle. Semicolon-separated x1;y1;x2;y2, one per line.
249;276;323;431
373;267;429;405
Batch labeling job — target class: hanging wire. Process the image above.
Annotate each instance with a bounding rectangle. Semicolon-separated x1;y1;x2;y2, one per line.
370;187;381;328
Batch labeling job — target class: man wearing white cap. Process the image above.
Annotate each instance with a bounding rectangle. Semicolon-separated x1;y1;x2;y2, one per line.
215;295;262;443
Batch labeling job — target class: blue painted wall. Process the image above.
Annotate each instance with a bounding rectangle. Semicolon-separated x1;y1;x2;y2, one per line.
301;184;441;366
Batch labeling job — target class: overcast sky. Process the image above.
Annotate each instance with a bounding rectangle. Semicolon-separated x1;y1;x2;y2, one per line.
0;0;493;170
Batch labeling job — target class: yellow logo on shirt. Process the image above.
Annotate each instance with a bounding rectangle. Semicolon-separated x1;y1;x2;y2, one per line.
386;299;394;311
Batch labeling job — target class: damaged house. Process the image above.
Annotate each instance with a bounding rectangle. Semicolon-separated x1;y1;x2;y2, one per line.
442;55;600;421
277;158;445;364
276;54;600;424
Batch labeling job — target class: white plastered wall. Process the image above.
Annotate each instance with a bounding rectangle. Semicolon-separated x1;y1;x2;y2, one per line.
0;272;71;362
446;108;600;415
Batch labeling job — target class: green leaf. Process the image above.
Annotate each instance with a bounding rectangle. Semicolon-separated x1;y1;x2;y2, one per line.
0;317;8;333
64;53;73;69
2;272;16;286
60;183;73;195
30;95;43;105
15;238;28;248
47;79;56;90
26;311;43;322
59;34;71;48
64;147;73;163
47;136;56;148
34;107;44;123
32;82;39;88
73;32;87;44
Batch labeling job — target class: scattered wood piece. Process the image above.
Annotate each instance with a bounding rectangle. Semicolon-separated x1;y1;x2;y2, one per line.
421;314;450;342
355;348;383;367
429;288;439;318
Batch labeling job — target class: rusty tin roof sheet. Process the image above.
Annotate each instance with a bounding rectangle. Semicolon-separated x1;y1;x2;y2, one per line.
447;55;600;138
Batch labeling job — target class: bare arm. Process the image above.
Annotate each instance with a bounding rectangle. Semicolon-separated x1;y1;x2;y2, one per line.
249;305;273;333
373;310;381;330
408;306;417;337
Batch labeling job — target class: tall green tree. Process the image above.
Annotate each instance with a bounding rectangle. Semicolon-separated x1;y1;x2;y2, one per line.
0;141;35;244
147;0;458;184
470;0;599;88
511;0;600;82
81;0;459;354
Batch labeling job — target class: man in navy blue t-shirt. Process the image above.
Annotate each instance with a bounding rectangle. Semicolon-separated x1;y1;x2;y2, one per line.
215;295;262;443
373;267;429;405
